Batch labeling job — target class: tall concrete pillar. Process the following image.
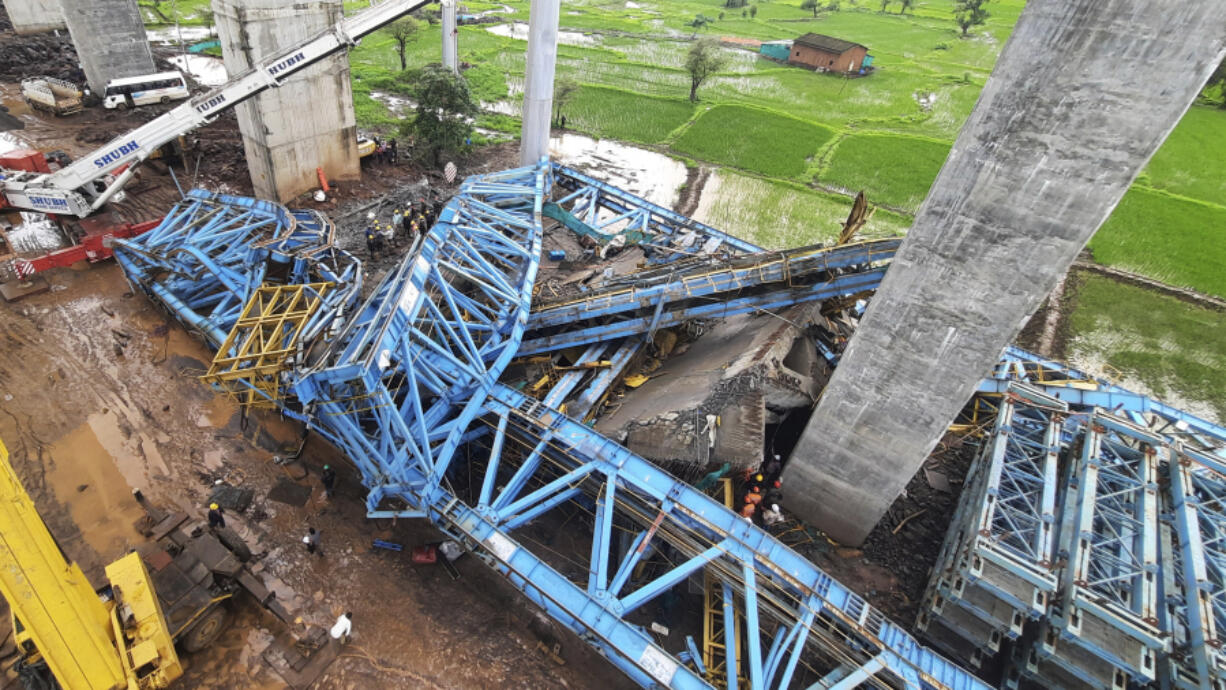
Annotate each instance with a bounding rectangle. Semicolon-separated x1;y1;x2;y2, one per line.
5;0;65;34
59;0;154;95
783;0;1226;547
518;0;559;166
212;0;359;202
441;0;458;74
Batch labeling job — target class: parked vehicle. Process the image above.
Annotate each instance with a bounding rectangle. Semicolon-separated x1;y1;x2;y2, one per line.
20;77;84;116
102;70;190;110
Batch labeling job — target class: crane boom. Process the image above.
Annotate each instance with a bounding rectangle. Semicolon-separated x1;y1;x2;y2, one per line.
0;437;127;689
0;0;433;218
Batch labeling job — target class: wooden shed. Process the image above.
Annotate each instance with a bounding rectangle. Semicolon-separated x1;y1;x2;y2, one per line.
788;33;868;74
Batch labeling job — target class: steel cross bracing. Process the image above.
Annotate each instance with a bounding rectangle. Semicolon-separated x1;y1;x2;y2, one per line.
1054;411;1165;680
113;189;361;395
117;163;992;689
290;162;548;515
924;365;1226;690
532;163;772;412
551;165;762;259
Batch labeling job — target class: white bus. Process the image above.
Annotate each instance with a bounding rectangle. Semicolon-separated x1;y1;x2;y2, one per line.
102;71;190;110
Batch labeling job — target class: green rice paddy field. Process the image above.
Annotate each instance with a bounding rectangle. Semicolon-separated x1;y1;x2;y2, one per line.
144;0;1226;418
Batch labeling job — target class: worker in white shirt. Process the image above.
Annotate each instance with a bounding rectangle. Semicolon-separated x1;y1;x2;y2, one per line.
330;611;353;646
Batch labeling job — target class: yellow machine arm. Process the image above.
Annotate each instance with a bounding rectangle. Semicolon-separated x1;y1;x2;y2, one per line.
0;438;181;689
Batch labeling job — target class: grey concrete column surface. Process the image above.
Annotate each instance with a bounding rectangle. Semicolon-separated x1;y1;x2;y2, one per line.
5;0;65;34
212;0;359;202
59;0;154;94
441;0;458;74
783;0;1226;546
518;0;559;166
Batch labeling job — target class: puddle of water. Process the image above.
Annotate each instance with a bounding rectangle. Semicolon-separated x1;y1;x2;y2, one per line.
146;25;215;45
48;413;148;559
548;132;687;209
476;4;514;16
201;394;238;428
481;100;519;116
369;90;416;117
486;22;600;47
169;54;228;86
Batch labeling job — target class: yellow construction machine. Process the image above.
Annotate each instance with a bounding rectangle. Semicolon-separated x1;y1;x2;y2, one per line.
0;437;300;690
0;436;181;689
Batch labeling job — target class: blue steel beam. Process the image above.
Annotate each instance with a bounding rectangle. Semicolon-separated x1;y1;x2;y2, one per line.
989;346;1226;455
519;268;887;356
529;240;899;329
552;164;763;257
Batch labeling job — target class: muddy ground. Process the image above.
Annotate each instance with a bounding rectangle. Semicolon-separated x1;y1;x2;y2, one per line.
0;264;636;689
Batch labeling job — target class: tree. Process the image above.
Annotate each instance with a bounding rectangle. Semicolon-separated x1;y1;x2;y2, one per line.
553;75;580;126
742;8;748;17
1205;56;1226;108
389;17;420;71
749;4;758;17
879;0;891;11
801;0;818;15
688;14;713;38
400;64;477;166
685;38;726;102
954;0;990;37
898;0;913;13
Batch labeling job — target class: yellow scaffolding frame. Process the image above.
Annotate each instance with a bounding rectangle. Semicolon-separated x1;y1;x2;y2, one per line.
201;282;332;409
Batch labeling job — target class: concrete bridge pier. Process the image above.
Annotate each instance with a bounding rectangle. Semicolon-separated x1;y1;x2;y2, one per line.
59;0;154;95
783;0;1226;547
212;0;359;202
518;0;559;166
5;0;65;34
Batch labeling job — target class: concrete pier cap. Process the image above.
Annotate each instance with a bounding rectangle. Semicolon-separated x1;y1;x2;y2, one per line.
212;0;360;203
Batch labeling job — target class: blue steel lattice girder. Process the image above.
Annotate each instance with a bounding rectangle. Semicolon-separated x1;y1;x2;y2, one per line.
518;268;887;356
292;163;548;513
989;346;1226;457
1054;411;1166;680
1170;443;1226;685
551;164;763;257
528;240;900;330
121;164;994;690
472;385;990;690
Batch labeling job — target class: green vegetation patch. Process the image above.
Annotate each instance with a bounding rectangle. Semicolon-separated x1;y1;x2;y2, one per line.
821;133;949;211
671;105;833;177
1090;187;1226;298
1067;273;1226;421
564;85;694;145
1139;106;1226;206
692;170;910;249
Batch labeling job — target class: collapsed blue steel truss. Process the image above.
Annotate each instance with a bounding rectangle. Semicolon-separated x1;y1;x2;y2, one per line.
115;189;361;349
924;351;1226;690
117;162;989;689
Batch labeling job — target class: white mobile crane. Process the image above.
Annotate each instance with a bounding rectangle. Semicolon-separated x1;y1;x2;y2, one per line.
0;0;433;219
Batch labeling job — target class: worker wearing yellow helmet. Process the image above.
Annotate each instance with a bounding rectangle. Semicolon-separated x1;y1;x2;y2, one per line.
207;502;225;529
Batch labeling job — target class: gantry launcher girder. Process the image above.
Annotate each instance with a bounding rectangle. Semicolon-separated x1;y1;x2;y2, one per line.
115;161;991;689
922;350;1226;690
